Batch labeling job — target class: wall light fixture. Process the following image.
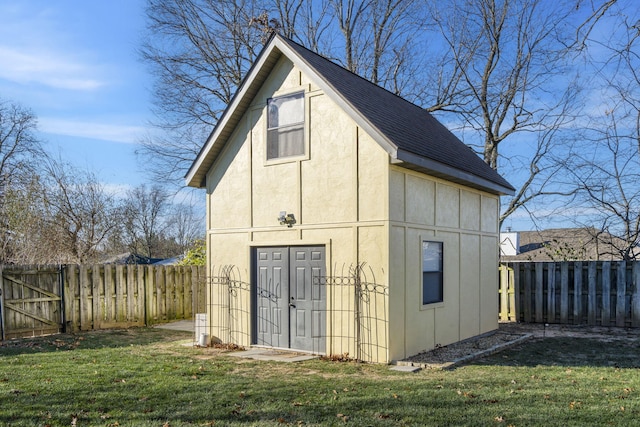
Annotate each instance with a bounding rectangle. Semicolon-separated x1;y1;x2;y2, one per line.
278;211;296;227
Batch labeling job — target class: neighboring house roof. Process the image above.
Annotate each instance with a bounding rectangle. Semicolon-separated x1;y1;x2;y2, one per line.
153;255;183;266
501;228;639;261
186;34;515;196
101;252;165;265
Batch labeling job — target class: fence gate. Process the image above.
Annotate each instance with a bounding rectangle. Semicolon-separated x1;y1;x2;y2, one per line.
0;266;64;340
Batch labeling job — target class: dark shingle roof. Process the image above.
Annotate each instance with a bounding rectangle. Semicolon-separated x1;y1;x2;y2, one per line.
280;37;514;194
186;34;514;195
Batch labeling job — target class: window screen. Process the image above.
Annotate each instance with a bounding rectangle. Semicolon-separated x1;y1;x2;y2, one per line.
267;92;304;160
422;241;443;305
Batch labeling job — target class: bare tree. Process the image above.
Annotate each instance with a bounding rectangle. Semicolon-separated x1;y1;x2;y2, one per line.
140;0;629;230
139;0;265;184
0;175;48;264
0;98;45;262
424;0;588;226
139;0;422;184
294;0;333;53
0;98;43;191
567;109;640;260
41;158;122;264
121;184;187;259
331;0;370;72
561;2;640;260
168;202;204;251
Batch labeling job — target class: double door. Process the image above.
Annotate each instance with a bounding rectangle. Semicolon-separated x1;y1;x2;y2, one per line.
253;246;326;353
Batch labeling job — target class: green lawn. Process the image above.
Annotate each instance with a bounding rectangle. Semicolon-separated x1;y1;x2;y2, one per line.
1;328;639;426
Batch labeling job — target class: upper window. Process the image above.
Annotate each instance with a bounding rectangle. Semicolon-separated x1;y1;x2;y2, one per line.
267;92;305;160
422;241;443;305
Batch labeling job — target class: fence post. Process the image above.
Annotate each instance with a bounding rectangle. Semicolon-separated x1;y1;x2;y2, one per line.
513;263;521;322
92;265;103;330
616;261;626;327
58;265;66;333
145;265;155;326
633;262;640;327
0;264;5;341
588;262;597;325
573;261;582;325
535;263;544;323
547;263;556;323
602;262;611;326
560;262;569;323
136;266;145;326
499;265;509;321
523;263;532;322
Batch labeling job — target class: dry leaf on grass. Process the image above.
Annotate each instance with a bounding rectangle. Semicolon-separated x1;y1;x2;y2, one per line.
336;413;350;422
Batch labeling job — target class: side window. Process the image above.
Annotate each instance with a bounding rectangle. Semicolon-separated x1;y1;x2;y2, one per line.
422;241;443;305
267;92;304;160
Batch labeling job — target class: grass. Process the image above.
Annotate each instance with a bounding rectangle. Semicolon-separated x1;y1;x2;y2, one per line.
1;329;640;426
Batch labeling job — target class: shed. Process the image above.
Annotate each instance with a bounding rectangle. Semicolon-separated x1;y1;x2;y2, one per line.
186;34;514;363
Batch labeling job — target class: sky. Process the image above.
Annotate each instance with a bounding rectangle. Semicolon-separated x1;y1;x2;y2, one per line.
0;0;537;231
0;0;152;191
2;1;624;233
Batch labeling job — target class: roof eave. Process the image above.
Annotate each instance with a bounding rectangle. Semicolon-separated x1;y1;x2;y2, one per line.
394;149;516;196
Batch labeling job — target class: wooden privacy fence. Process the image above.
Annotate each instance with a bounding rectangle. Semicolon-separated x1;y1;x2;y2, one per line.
499;261;640;327
0;264;206;340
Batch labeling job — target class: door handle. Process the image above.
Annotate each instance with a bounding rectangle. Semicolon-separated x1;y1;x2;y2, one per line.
289;302;296;308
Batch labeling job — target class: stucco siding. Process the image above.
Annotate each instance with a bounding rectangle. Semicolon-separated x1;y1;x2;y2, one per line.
302;93;356;224
459;233;481;340
389;170;405;222
481;196;499;233
388;166;500;361
399;226;437;358
196;41;507;364
358;130;388;222
203;58;391;362
389;225;407;359
435;183;460;229
480;235;500;333
208;232;251;346
406;174;435;225
460;190;481;231
206;117;253;230
434;231;461;347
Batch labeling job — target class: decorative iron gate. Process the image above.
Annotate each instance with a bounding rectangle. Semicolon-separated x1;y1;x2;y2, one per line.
212;262;389;363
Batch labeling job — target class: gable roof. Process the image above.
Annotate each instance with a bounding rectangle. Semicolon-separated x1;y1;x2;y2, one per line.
186;34;515;195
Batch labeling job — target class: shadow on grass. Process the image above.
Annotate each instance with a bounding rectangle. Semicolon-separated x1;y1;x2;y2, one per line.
474;336;640;368
0;328;192;357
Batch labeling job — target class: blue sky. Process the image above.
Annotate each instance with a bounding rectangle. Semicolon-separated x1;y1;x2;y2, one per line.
0;0;541;231
3;1;624;232
0;0;152;191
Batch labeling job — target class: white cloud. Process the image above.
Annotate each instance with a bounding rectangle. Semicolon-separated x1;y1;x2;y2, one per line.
39;117;146;144
0;3;111;92
0;46;106;91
